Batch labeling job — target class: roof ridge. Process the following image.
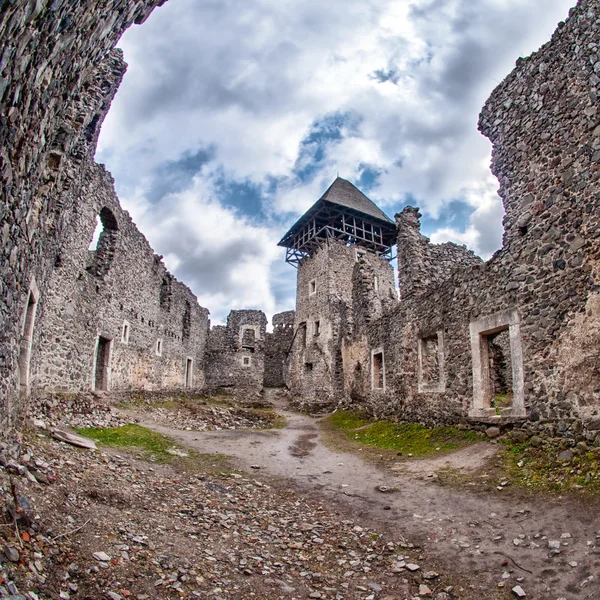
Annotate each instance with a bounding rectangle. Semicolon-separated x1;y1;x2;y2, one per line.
319;177;393;224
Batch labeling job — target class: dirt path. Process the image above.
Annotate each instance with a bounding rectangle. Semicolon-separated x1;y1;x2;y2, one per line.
136;390;600;600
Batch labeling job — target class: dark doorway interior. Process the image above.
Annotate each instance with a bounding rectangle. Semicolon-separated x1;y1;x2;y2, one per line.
95;336;111;391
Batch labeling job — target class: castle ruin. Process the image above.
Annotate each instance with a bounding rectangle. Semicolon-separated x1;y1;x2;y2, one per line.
2;0;600;443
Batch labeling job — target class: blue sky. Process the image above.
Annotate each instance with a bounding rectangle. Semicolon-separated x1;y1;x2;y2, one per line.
96;0;574;324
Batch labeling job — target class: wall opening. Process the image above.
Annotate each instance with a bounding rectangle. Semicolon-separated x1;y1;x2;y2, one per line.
314;320;320;336
121;321;130;344
160;275;173;311
418;330;445;393
486;329;513;410
299;322;307;347
469;309;525;419
241;327;256;352
156;339;163;356
18;283;40;400
371;349;385;390
86;207;118;278
94;336;112;391
305;362;313;372
185;357;193;387
374;275;379;292
309;279;316;295
242;356;251;367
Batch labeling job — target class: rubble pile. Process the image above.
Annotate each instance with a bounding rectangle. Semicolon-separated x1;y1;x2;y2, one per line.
29;393;128;430
128;397;278;432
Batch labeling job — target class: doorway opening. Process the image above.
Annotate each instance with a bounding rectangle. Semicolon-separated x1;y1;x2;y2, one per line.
371;348;385;390
469;309;525;418
94;336;112;391
185;357;193;388
486;328;513;410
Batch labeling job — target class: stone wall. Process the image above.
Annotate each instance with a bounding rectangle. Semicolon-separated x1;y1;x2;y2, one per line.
263;311;295;388
31;162;209;395
341;0;600;442
396;207;482;299
288;240;397;408
0;0;167;428
205;310;267;393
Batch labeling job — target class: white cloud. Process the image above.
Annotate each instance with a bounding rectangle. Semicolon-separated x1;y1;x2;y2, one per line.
121;168;285;323
97;0;573;316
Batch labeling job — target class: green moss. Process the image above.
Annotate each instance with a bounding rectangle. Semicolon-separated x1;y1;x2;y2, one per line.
499;438;600;493
323;410;484;457
326;409;372;431
74;424;182;463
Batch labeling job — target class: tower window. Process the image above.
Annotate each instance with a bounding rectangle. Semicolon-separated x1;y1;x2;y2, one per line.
309;279;317;295
122;321;130;344
314;320;320;336
156;339;163;356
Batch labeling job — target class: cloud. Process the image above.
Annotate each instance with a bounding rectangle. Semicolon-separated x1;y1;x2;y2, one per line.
121;168;285;324
96;0;573;318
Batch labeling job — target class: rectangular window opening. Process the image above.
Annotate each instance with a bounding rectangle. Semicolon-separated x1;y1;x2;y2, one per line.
374;275;379;292
305;362;313;372
122;321;130;344
156;339;162;356
485;328;514;410
242;356;251;367
314;320;320;336
309;279;317;295
241;327;256;352
371;350;384;390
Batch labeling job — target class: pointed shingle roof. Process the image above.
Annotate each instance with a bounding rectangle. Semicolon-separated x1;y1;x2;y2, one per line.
278;177;396;263
319;177;394;224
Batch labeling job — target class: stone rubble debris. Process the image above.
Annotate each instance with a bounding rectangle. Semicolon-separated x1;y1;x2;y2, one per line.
1;429;452;600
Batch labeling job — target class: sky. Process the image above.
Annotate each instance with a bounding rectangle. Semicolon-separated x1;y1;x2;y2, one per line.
96;0;574;325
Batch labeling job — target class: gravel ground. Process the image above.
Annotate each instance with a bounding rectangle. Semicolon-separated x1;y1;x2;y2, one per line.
0;429;458;600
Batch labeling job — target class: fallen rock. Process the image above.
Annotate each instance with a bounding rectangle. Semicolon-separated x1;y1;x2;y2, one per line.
52;429;97;450
512;585;526;597
486;426;501;438
4;545;20;562
93;551;111;562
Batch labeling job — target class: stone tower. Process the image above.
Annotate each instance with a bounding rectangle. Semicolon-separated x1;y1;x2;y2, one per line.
278;178;397;408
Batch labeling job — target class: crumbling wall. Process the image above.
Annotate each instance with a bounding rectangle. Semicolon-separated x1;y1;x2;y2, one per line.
32;162;209;394
0;0;167;428
344;0;600;440
396;207;482;299
205;310;267;393
264;311;295;388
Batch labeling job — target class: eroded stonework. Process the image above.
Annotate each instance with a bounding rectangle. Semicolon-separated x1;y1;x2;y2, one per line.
285;0;600;442
3;0;600;446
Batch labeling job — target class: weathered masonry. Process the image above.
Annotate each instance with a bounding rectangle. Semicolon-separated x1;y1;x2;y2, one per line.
3;0;600;444
34;161;210;395
282;0;600;440
279;177;398;409
0;0;170;429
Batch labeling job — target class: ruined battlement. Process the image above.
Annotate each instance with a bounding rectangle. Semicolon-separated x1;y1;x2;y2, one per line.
396;206;483;300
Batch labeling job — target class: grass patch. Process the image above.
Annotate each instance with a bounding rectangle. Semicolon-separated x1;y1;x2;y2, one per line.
74;424;183;463
327;409;372;431
499;438;600;493
322;410;484;457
